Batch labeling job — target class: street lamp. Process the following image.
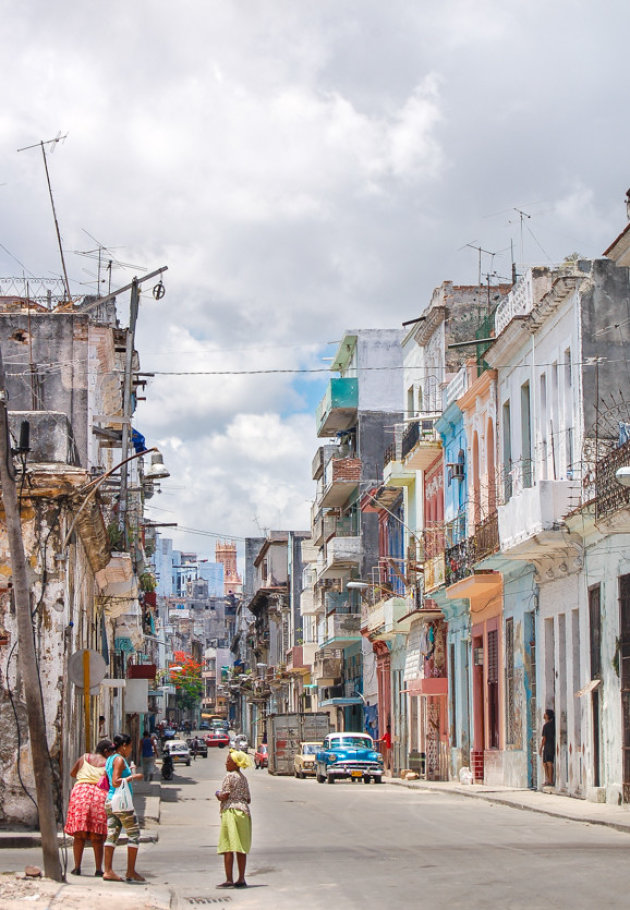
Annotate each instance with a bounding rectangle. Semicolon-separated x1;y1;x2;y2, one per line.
615;466;630;487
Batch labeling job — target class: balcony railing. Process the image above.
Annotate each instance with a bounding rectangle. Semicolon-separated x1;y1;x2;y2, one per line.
401;416;442;470
325;591;351;614
596;439;630;519
445;537;474;586
473;512;499;561
316;377;359;437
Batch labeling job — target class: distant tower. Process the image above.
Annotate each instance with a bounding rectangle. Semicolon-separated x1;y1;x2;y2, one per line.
215;540;242;596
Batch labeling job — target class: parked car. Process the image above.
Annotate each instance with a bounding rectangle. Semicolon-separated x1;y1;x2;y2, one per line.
187;737;208;758
199;721;210;731
315;733;384;784
254;743;268;769
206;729;230;748
163;739;191;766
293;741;321;778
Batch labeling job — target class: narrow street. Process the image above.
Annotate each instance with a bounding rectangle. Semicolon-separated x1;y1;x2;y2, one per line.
4;748;629;909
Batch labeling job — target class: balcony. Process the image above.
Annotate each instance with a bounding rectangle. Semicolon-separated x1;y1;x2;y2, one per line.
401;417;442;471
473;512;499;562
319;456;361;508
498;479;581;558
313;650;343;684
363;596;414;640
322;612;362;647
325;591;351;614
312;508;326;546
424;554;445;593
445;537;474;586
300;587;318;616
595;439;630;532
286;643;317;674
316;377;359;437
319;534;361;579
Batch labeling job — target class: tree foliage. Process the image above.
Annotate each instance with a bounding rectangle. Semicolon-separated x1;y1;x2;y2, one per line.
169;650;203;707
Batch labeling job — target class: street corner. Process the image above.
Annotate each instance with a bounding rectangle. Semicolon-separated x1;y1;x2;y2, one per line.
0;870;173;910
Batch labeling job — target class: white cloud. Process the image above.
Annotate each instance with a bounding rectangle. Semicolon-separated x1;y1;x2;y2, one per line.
1;0;629;555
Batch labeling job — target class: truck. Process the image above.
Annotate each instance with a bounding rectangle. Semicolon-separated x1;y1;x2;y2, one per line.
267;712;330;775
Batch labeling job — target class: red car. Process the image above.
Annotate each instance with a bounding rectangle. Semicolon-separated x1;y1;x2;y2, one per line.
205;730;230;748
254;743;268;769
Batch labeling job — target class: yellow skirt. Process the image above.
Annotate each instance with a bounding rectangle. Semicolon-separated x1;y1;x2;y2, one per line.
217;809;252;855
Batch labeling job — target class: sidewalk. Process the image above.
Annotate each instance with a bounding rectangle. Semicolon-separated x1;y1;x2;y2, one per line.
385;776;630;834
0;779;162;850
0;872;173;910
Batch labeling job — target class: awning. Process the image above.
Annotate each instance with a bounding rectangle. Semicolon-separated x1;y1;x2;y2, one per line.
401;677;448;697
319;696;364;706
575;679;601;697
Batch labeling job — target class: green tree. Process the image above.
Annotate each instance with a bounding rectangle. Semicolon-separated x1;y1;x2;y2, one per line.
170;651;203;708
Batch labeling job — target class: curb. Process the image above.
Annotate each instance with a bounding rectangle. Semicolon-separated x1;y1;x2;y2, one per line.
385;777;630;835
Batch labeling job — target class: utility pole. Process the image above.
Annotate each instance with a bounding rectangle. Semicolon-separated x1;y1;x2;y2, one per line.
0;346;62;881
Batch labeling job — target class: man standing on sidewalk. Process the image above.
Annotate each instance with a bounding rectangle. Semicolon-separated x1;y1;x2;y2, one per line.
141;729;157;782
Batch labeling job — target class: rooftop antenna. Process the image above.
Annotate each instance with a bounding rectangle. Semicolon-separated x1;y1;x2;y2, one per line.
17;133;72;304
74;229;146;294
462;242;497;287
511;208;531;274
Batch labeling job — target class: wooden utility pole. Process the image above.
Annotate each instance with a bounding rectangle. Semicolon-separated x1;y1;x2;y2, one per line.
0;346;62;881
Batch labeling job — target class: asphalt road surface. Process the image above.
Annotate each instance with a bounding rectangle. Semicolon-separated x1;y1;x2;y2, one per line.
4;746;630;908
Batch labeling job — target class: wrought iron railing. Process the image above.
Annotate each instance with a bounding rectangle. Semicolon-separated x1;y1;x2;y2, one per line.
473;512;499;561
445;537;475;586
401;420;419;458
596;439;630;519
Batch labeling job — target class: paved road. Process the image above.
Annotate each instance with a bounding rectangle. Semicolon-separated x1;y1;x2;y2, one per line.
3;747;630;908
146;748;630;909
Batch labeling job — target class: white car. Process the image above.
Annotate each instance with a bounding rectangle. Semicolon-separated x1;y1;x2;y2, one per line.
163;739;191;766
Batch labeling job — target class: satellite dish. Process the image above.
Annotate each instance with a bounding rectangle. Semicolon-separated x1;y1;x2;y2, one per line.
68;649;107;693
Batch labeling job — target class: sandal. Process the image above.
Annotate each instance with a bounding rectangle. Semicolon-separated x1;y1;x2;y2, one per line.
70;868;81;876
216;882;234;889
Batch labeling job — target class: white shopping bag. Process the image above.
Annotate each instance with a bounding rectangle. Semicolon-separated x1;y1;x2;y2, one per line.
110;778;134;813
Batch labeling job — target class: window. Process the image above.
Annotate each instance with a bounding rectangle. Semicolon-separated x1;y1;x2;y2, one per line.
487;629;500;749
450;643;457;746
540;373;548;480
502;401;512;501
520;382;532;488
505;618;515;745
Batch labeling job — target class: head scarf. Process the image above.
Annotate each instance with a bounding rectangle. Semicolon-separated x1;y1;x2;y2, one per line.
229;748;253;769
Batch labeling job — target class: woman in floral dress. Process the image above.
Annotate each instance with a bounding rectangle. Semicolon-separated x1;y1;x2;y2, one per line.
216;749;253;889
64;739;113;875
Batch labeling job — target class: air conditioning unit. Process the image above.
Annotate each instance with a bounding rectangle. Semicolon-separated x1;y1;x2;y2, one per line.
448;463;465;480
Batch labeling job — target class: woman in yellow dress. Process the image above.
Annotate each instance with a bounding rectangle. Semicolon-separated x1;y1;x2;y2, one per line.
216;749;253;889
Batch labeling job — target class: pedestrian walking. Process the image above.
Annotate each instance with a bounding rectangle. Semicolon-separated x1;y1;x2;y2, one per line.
64;739;114;876
103;733;145;883
141;728;157;781
216;749;253;889
540;708;556;787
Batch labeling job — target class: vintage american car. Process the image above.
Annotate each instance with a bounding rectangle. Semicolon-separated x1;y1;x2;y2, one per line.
293;741;321;778
315;733;384;784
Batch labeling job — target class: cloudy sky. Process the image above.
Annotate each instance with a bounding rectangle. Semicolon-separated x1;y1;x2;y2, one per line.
1;1;628;561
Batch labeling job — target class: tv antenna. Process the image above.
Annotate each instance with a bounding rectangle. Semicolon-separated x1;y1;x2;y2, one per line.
74;229;147;294
461;242;497;286
17;133;72;304
509;208;531;272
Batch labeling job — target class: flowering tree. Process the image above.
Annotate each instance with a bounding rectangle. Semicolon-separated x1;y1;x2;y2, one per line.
169;651;203;710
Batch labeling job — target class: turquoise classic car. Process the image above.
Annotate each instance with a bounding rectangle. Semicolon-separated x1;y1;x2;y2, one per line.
315;732;384;784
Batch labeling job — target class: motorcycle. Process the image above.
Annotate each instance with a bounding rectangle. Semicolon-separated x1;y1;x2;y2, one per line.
161;751;174;781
